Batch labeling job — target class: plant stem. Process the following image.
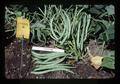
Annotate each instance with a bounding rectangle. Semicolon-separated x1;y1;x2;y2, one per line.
100;41;105;56
20;36;24;78
86;46;93;58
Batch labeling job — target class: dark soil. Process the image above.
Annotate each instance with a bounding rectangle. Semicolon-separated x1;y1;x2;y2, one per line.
5;39;115;79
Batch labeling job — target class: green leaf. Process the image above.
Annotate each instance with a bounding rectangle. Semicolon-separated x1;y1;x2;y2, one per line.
31;21;45;28
94;5;104;9
105;5;115;15
89;7;102;14
101;56;115;69
83;5;89;8
105;24;114;35
104;23;114;40
109;33;114;40
15;11;22;17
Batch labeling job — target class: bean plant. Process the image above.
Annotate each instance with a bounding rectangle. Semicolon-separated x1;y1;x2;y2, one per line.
5;5;115;74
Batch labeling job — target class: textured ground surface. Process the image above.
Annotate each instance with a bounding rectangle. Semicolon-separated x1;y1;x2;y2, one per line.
5;39;115;79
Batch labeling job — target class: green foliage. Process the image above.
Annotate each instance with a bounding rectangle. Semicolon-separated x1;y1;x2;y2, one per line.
88;5;115;18
88;5;115;45
48;6;91;61
101;56;115;69
98;22;114;42
5;5;115;73
30;21;48;45
105;5;115;15
89;5;115;70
